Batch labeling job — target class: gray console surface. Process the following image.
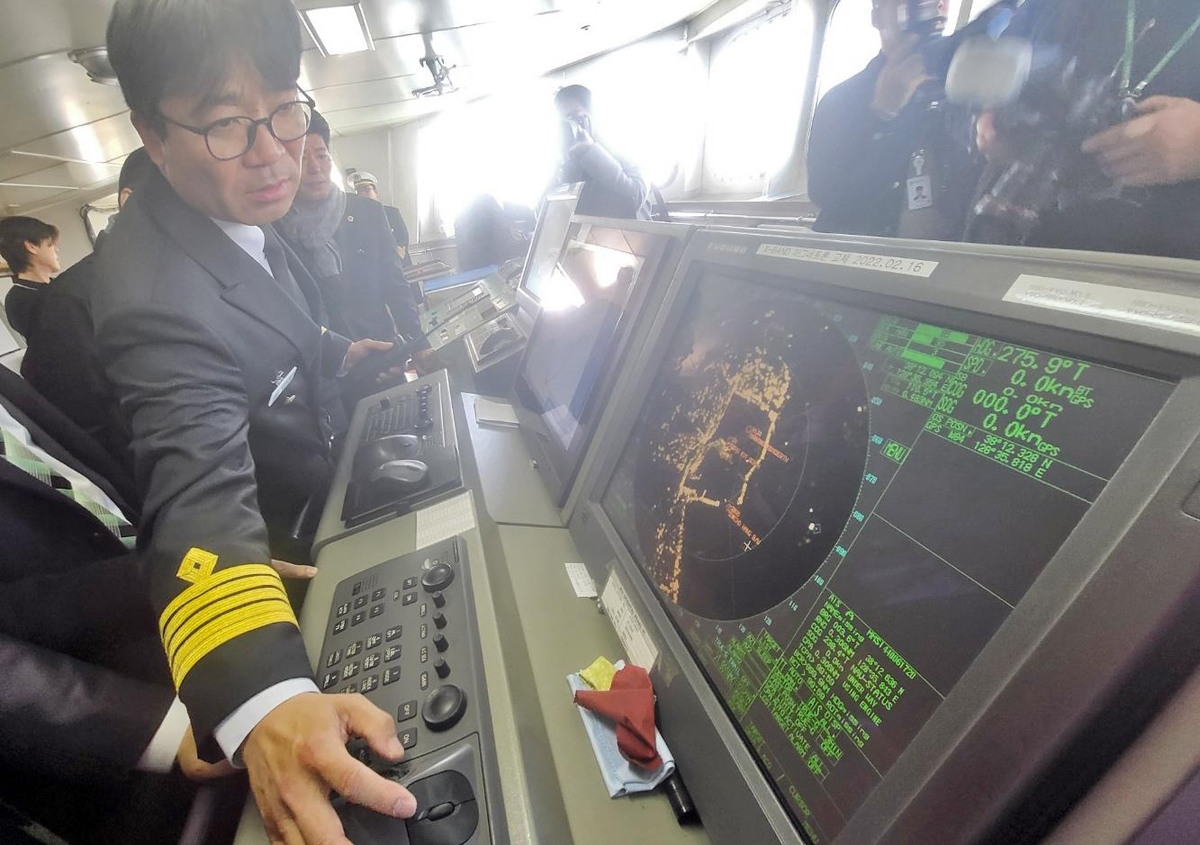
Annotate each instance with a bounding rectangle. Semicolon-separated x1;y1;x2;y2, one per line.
461;393;561;528
494;523;711;845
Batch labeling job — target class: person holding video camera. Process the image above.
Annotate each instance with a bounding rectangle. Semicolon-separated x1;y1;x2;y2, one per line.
971;0;1200;259
808;0;988;240
553;84;651;221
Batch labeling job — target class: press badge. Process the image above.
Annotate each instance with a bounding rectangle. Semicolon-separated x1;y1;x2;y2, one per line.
907;151;933;211
268;366;298;407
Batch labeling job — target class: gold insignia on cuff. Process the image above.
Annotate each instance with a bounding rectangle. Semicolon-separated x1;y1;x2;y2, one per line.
176;548;219;584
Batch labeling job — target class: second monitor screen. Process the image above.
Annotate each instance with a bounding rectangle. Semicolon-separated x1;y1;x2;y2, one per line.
517;226;658;454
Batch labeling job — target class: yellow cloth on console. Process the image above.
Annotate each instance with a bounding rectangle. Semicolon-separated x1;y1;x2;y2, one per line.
580;656;618;691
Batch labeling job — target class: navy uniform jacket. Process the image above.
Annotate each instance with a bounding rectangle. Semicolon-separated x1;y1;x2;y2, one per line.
0;364;171;784
807;56;978;239
382;204;413;268
90;167;351;752
21;251;132;469
4;280;46;339
283;193;425;347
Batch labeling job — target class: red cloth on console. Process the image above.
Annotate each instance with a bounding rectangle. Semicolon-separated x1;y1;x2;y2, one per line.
573;664;663;771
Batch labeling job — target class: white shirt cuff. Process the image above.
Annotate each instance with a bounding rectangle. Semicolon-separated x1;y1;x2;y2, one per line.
136;696;190;774
213;678;319;766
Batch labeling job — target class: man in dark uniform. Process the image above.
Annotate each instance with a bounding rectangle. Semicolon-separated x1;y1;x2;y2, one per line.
278;111;437;401
20;148;155;468
96;1;418;842
351;170;414;267
806;0;986;239
554;84;651;220
975;0;1200;258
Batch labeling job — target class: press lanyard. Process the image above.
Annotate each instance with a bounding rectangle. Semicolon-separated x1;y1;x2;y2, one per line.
1120;0;1200;100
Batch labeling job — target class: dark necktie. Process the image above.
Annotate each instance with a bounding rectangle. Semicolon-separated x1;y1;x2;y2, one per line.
261;227;312;318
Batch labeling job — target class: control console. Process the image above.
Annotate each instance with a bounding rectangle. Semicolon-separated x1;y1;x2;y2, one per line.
341;370;462;527
422;272;519;351
317;537;505;845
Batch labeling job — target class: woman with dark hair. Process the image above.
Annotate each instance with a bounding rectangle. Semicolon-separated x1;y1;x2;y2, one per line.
0;215;60;338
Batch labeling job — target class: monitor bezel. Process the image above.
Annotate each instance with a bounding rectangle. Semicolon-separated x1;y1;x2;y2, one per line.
567;227;1200;845
515;182;584;315
511;216;694;511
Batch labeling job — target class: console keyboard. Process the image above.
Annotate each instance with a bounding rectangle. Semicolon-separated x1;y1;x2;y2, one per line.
343;371;461;527
318;538;503;844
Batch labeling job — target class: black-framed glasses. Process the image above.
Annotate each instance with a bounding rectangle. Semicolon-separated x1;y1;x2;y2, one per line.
159;94;316;161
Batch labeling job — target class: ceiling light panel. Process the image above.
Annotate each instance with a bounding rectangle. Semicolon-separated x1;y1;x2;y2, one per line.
302;4;376;56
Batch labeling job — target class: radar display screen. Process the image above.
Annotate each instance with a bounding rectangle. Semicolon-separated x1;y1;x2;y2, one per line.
600;270;1174;843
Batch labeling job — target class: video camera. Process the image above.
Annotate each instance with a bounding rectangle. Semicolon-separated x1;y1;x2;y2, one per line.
947;37;1126;243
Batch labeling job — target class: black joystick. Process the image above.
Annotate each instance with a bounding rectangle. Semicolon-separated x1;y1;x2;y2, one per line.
422;684;466;731
421;563;455;592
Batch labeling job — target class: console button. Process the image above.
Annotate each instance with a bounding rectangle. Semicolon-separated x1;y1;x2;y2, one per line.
369;604;385;618
345;641;363;658
397;700;418;722
351;612;365;627
385;626;403;642
384;645;402;663
433;612;447;629
336;602;350;618
321;672;339;690
420;671;429;691
371;588;386;602
420;646;429;664
434;658;450;679
421;684;466;731
402;592;418;606
354;596;368;610
341;661;360;680
363;653;380;671
325;649;343;668
333;619;347;635
365;634;382;650
420;563;455;593
341;683;358;694
402;576;418;590
360;675;379;694
351;581;363;596
399;727;418;750
420;624;428;639
383;668;402;686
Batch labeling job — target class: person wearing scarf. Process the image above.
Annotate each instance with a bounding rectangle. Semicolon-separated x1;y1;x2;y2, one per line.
276;110;435;389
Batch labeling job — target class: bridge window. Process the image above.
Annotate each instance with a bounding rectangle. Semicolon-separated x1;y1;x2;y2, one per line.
706;6;815;188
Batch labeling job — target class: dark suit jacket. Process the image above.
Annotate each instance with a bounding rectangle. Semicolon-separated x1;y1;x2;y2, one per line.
382;204;413;268
560;142;650;221
4;280;47;339
0;364;172;785
90;168;350;750
282;193;425;347
20;251;132;469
